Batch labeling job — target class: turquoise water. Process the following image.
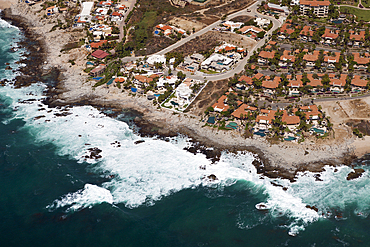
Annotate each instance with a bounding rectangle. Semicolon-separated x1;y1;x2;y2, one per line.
1;17;370;246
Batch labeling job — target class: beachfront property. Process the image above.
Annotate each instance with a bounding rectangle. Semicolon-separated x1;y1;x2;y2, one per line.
46;5;58;16
208;88;328;140
89;64;106;77
74;1;94;27
299;0;330;17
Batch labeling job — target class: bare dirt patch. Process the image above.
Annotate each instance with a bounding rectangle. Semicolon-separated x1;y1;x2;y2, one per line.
230;15;254;23
168;17;207;32
347;120;370;135
172;31;256;56
186;79;229;116
346;99;370;118
146;36;176;54
203;0;254;17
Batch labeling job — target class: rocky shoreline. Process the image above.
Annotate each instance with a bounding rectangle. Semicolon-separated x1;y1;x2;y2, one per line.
1;3;365;182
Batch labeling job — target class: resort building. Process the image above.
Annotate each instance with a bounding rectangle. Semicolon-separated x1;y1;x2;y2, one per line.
299;0;330;17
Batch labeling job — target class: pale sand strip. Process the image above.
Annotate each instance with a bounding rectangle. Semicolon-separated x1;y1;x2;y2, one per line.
0;0;17;10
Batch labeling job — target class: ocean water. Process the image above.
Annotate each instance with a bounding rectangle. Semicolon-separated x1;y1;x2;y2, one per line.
1;17;370;247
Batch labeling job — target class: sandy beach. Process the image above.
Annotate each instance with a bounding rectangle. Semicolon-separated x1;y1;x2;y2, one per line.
4;1;369;181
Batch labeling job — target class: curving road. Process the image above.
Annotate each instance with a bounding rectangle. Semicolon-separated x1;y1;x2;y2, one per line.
185;1;283;80
122;0;284;80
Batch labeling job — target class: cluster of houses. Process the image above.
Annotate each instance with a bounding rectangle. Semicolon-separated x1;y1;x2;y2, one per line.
257;42;370;73
237;69;369;96
177;43;246;73
209;89;328;140
88;53;205;111
213;19;271;40
277;19;369;48
73;1;128;28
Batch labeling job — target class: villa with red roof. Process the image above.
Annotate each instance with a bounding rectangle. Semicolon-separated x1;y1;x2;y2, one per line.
351;75;368;91
212;95;229;112
330;74;347;92
353;52;370;70
91;49;109;59
262;76;281;95
232;104;257;119
258;51;276;65
300;0;330;17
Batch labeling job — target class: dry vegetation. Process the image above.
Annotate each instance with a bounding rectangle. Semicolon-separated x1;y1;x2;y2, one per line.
186;79;229;115
172;31;256;56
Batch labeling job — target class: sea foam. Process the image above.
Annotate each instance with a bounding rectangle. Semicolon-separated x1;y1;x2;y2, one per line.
1;74;370;236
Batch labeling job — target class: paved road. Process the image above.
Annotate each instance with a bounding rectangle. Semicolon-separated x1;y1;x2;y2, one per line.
121;0;284;80
173;0;284;81
119;0;136;42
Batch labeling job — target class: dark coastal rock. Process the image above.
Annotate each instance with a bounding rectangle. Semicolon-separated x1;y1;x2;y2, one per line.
5;66;12;70
34;115;45;120
314;174;323;181
134;140;145;145
346;168;365;180
85;147;102;160
207;174;218;181
54;112;72;117
306;205;319;212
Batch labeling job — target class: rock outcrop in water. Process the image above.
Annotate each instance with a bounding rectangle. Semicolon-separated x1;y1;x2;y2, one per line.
346;168;365;180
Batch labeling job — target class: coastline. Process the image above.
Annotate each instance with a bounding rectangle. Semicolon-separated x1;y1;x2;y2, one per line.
2;2;367;181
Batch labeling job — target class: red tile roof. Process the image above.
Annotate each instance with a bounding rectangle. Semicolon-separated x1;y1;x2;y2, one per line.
353;52;370;65
330;74;347;87
307;74;322;87
349;30;365;41
280;50;296;62
212;95;229;112
156;25;172;31
282;110;300;125
324;52;340;63
254;73;264;80
259;50;276;59
300;105;321;119
322;28;339;39
91;49;109;59
238;75;253;85
232;104;257;118
288;75;303;87
303;50;320;62
134;75;153;83
256;109;276;124
300;0;330;6
114;77;125;83
300;26;314;36
351;75;368;87
280;23;295;35
262;77;280;89
90;40;107;49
